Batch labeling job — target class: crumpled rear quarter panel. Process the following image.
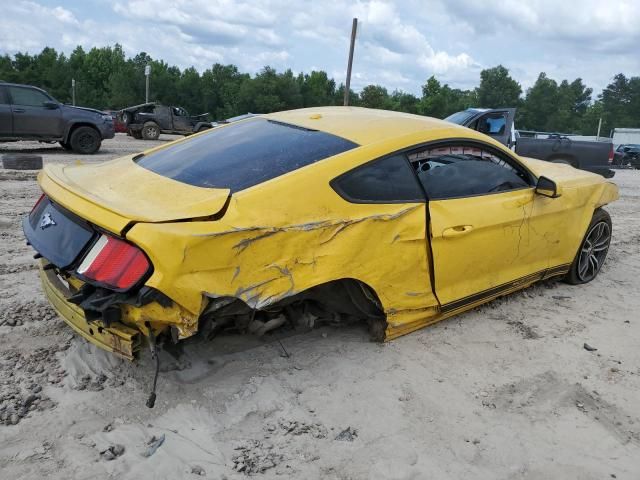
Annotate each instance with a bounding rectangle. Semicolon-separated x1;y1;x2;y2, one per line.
126;145;440;338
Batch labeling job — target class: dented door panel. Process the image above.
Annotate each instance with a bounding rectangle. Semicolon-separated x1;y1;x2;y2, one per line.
429;188;541;306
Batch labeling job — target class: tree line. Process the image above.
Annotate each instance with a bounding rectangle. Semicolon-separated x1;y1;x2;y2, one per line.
1;45;638;136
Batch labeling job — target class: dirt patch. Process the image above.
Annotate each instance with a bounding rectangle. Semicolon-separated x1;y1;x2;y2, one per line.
0;139;639;479
0;343;69;426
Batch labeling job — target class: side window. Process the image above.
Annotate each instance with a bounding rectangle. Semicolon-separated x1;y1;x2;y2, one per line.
479;114;506;135
409;144;531;200
331;154;424;203
0;87;8;104
8;87;50;107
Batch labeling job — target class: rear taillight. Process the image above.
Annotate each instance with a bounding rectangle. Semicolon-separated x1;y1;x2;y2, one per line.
608;144;614;164
30;193;46;215
77;234;150;290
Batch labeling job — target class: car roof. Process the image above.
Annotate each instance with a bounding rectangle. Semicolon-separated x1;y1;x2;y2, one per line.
265;106;464;146
0;81;39;88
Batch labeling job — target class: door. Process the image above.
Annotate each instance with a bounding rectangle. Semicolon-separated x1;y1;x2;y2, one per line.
408;141;555;309
0;86;12;135
171;107;192;132
471;109;515;148
8;86;63;137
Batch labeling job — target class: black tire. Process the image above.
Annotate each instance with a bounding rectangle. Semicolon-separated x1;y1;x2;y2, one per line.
564;209;612;285
141;121;160;140
69;126;101;154
2;154;43;170
197;125;211;133
59;141;72;151
131;130;143;139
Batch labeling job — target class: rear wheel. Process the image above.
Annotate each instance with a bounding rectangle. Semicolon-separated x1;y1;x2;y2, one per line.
565;209;612;284
69;127;101;154
141;121;160;140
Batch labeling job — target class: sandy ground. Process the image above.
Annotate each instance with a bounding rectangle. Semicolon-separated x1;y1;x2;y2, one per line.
0;134;639;479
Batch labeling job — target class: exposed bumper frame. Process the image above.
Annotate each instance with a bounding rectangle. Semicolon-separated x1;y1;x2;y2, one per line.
40;264;141;360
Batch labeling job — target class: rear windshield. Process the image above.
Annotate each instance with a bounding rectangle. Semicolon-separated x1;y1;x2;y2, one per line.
136;118;358;191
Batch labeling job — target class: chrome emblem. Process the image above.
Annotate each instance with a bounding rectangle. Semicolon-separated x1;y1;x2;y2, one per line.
40;212;56;230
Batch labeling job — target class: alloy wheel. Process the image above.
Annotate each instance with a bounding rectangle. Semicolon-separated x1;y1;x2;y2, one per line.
577;221;611;282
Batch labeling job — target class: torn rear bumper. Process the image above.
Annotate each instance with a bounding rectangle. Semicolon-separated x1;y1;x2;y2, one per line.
39;265;141;360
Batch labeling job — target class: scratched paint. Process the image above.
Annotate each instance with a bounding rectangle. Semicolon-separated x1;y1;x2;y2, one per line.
35;107;619;348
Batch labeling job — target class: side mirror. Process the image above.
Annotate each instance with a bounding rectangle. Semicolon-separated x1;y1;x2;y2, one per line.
43;101;59;109
535;176;561;198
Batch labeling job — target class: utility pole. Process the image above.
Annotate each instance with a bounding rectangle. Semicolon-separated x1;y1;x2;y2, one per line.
71;78;76;106
145;65;151;103
343;18;358;106
596;117;602;140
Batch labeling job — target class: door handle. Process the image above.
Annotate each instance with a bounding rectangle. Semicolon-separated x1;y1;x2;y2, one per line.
13;108;25;113
442;225;474;238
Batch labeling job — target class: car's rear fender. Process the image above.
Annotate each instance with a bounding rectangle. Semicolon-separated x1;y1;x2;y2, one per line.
126;167;438;340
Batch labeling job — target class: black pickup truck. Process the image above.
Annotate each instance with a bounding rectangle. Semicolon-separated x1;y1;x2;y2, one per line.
0;82;114;154
445;108;615;178
119;103;211;140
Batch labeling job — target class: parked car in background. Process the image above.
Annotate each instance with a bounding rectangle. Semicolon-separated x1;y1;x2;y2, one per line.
445;108;615;178
119;103;211;140
0;82;114;154
613;144;640;169
104;110;127;133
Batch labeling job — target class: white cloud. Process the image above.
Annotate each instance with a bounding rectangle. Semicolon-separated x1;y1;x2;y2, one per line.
0;0;638;96
444;0;640;51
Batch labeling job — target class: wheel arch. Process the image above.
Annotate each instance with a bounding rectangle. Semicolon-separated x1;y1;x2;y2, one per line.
197;277;388;341
193;122;212;133
547;154;578;167
63;122;101;143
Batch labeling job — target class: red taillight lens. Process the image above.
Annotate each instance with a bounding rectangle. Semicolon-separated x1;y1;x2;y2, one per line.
608;144;614;164
30;193;46;214
77;234;150;290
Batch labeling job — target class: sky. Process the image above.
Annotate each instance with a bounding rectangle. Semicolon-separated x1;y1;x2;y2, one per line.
1;0;639;96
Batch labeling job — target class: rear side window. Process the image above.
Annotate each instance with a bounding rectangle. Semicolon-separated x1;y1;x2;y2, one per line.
331;154;425;203
8;86;51;107
0;86;8;104
136;118;358;191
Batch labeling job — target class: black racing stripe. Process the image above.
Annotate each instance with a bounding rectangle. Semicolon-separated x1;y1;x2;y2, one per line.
440;263;573;313
440;267;559;314
544;263;571;277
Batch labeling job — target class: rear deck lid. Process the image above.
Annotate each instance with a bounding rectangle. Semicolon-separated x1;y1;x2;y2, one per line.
23;197;95;269
42;155;231;232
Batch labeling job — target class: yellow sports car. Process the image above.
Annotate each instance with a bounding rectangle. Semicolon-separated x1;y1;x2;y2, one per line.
24;107;618;362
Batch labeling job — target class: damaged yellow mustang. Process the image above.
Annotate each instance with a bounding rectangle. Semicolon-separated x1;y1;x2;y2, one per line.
24;107;618;365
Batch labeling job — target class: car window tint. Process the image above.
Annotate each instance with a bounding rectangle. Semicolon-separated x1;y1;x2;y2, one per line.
409;144;530;200
331;154;425;203
444;110;477;125
479;114;506;134
0;87;9;104
8;87;50;107
136;118;358;191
